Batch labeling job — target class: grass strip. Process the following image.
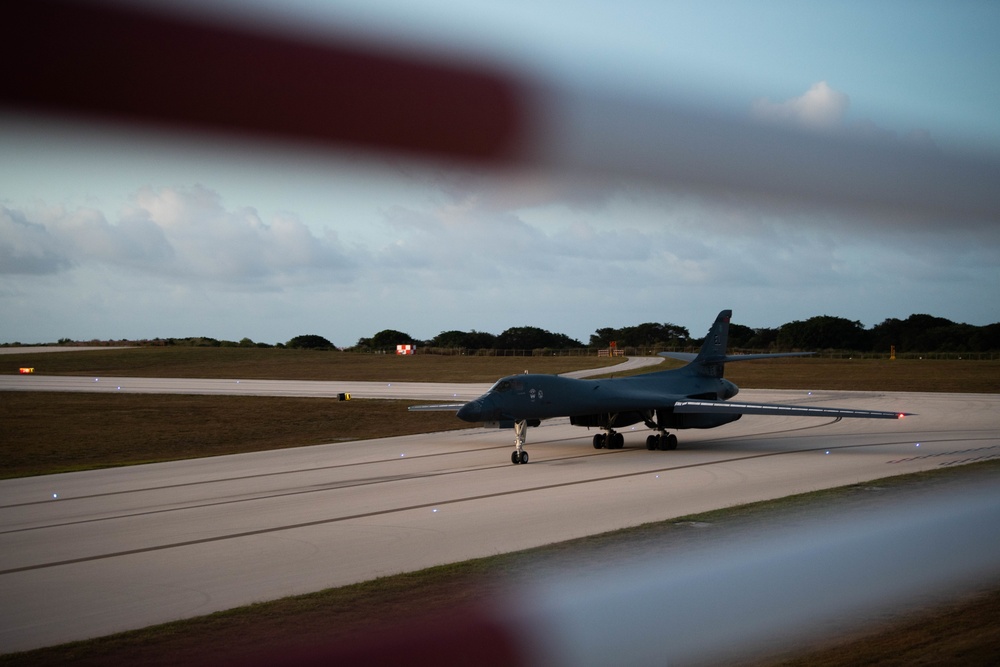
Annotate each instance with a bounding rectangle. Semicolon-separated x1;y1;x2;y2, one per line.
1;393;469;478
0;348;618;382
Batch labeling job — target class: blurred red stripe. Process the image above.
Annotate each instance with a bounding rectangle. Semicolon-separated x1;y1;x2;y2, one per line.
237;604;525;667
3;0;525;162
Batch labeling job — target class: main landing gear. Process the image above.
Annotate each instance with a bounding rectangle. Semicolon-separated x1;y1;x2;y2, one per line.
509;420;679;463
592;430;678;450
592;431;624;449
511;419;529;465
645;432;678;451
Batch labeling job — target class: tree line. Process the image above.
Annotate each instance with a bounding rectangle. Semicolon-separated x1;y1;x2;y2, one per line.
30;313;998;353
351;314;1000;354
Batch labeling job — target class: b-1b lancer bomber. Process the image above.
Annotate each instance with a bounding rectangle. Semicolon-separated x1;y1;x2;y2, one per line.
410;310;911;464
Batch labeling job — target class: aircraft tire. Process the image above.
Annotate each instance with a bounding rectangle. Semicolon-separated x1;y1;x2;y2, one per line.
666;434;678;450
646;435;657;450
593;434;605;449
612;432;625;449
520;451;529;464
511;451;520;465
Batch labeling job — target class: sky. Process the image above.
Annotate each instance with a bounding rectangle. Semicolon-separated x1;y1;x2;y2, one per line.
2;0;999;347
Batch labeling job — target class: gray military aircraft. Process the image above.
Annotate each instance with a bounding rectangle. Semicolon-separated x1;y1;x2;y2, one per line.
410;310;910;464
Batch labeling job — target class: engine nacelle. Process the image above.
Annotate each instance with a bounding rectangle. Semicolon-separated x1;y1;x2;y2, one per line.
656;410;742;430
485;419;540;429
721;379;739;399
570;412;645;429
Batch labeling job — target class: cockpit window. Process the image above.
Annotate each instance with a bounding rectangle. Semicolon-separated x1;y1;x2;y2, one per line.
490;379;513;393
489;379;523;393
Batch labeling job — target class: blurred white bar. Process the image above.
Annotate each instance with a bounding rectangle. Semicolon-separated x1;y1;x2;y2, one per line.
512;479;1000;665
527;84;1000;223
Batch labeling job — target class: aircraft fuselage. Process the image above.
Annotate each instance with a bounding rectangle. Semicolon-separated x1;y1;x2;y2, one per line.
456;368;739;427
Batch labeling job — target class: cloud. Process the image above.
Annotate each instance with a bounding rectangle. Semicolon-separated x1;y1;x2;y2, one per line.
412;168;623;215
382;172;997;305
366;177;851;324
748;82;943;160
0;186;356;283
4;164;996;347
751;81;850;130
0;207;73;274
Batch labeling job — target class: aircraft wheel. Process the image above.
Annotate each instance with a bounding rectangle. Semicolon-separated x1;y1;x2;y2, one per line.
666;434;678;450
511;451;521;465
612;432;625;449
520;450;529;464
646;435;657;451
593;434;605;449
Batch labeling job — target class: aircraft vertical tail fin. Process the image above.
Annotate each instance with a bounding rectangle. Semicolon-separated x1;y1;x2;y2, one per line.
656;310;731;377
697;309;731;360
690;309;731;377
659;309;814;376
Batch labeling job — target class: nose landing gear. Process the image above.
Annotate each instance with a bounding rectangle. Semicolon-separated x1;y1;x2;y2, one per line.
511;419;529;464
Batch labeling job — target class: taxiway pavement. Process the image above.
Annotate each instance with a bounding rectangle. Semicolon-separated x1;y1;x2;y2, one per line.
1;381;998;652
0;355;663;399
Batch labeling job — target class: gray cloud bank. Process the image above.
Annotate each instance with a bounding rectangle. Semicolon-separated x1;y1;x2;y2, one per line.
1;185;355;282
2;83;997;343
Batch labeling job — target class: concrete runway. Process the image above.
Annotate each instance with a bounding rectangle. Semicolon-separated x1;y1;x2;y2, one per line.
1;381;998;653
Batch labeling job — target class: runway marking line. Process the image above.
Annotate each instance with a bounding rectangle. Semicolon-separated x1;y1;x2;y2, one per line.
0;417;844;510
2;435;993;577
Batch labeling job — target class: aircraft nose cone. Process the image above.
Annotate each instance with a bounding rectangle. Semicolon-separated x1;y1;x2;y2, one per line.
457;396;492;422
457;401;480;422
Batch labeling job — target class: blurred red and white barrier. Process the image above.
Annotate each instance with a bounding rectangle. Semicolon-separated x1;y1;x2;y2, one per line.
239;481;1000;666
4;0;999;224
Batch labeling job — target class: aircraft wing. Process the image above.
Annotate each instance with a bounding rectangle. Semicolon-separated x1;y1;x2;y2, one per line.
408;403;467;412
674;399;910;419
659;351;816;363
